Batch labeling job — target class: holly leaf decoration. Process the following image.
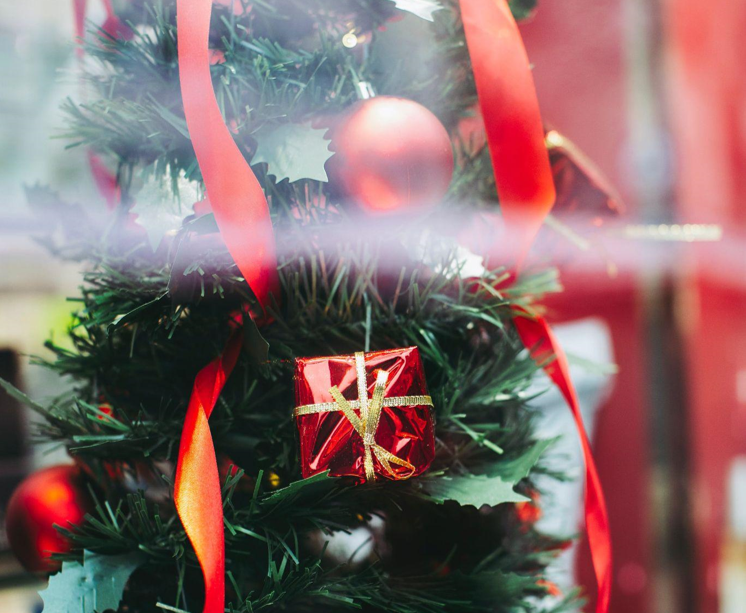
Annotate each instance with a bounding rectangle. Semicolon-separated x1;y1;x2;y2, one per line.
259;472;337;514
39;550;144;613
452;569;540;604
421;439;553;508
25;184;91;241
243;315;271;364
422;474;530;508
132;168;202;251
388;0;443;22
485;438;555;481
251;122;334;183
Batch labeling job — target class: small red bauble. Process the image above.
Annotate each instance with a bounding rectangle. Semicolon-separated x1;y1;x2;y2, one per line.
330;96;454;214
5;465;94;573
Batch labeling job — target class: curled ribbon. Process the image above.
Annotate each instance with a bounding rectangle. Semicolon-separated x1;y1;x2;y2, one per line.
295;352;433;482
174;330;242;613
176;0;279;311
459;1;612;612
174;0;280;610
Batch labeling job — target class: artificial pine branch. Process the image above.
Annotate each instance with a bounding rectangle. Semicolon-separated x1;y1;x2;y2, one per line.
7;1;579;611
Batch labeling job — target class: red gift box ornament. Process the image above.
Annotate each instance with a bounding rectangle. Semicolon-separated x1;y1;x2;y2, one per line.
294;347;435;482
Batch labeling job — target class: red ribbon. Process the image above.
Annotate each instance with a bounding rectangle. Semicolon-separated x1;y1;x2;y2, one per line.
514;314;612;611
460;0;555;269
72;0;87;58
87;150;121;209
72;0;121;209
176;0;279;310
460;1;612;611
174;1;280;610
174;331;242;613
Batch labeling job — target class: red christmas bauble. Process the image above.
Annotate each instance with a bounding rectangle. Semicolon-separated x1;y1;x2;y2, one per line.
5;465;94;573
330;96;454;214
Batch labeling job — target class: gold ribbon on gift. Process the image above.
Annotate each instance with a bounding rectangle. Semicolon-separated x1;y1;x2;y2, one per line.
294;352;434;482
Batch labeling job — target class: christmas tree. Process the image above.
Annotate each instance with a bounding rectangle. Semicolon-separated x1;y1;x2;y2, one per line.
3;1;611;612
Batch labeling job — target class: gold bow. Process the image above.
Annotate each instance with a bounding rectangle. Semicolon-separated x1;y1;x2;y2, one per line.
295;352;434;482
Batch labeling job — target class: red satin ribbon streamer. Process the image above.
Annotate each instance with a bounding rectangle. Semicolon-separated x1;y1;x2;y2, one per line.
514;314;612;612
460;0;555;268
175;0;280;610
176;0;279;310
459;1;612;611
72;0;121;209
174;331;242;613
87;150;121;209
73;0;87;58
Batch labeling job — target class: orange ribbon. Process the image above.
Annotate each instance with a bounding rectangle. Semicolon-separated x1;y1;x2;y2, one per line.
174;1;280;611
460;1;612;611
174;331;242;613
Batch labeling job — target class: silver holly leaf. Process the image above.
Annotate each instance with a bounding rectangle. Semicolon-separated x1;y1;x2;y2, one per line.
251;122;334;183
389;0;443;21
40;550;144;613
131;167;202;251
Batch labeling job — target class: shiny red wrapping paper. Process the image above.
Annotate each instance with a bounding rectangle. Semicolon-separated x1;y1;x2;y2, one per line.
294;347;435;482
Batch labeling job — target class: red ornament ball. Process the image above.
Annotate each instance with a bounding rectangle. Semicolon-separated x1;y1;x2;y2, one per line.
330;96;454;214
5;465;94;573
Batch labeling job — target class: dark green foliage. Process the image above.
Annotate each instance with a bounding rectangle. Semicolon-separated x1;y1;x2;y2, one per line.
22;189;566;613
62;0;495;211
9;1;576;612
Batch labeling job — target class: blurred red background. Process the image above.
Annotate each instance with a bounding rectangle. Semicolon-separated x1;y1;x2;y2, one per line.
522;1;746;612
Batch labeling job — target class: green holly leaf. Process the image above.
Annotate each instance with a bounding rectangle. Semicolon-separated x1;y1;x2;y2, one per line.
453;569;540;604
107;294;169;335
421;438;554;508
264;471;334;500
485;438;555;481
422;474;530;508
39;550;144;613
132;168;202;251
242;315;270;364
251;122;334;183
388;0;443;21
259;472;337;512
